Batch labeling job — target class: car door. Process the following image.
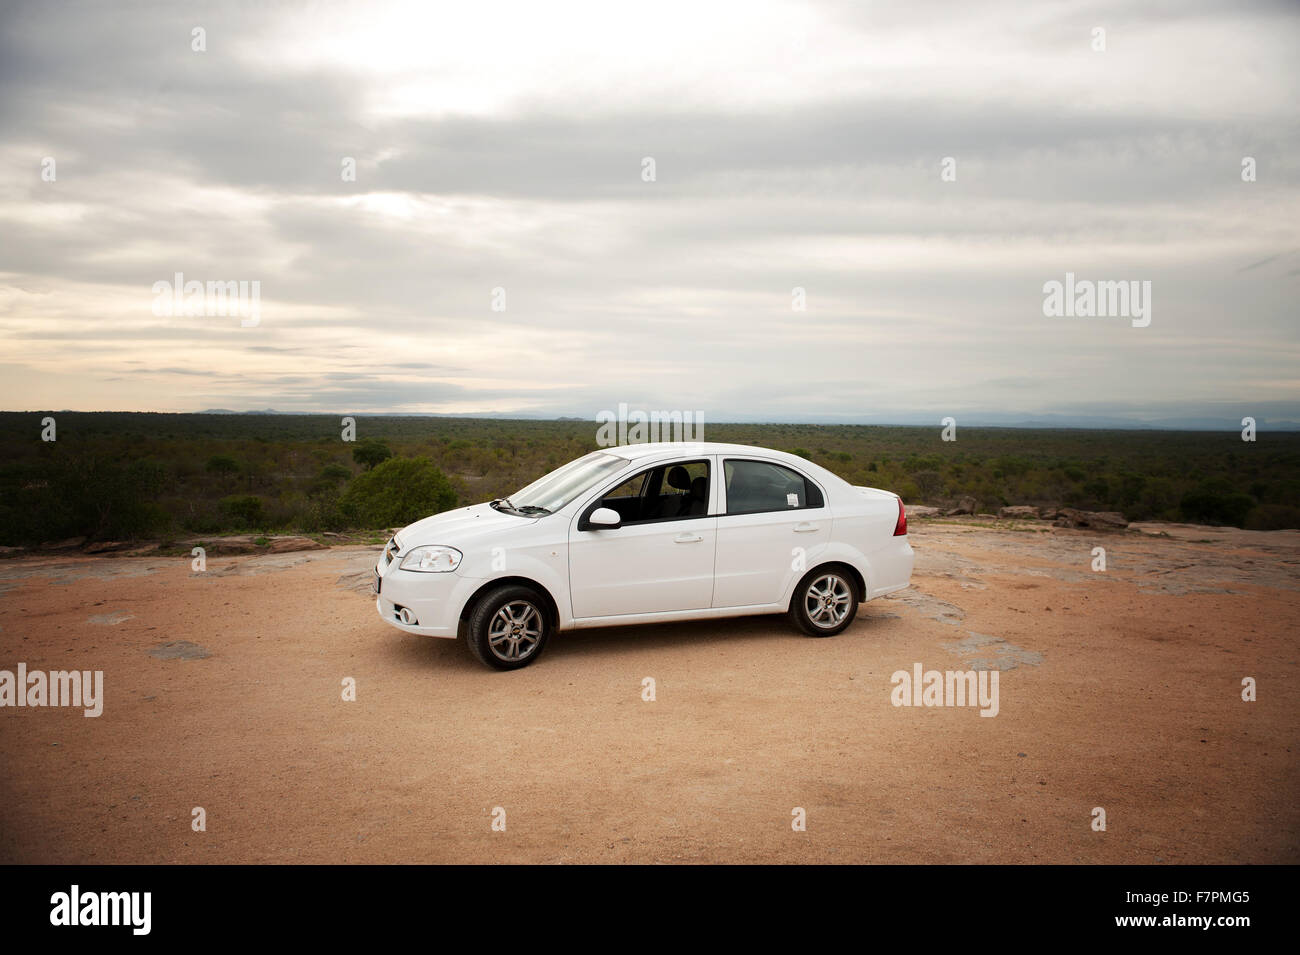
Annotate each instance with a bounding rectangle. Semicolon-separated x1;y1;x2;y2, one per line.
712;457;831;609
568;458;717;618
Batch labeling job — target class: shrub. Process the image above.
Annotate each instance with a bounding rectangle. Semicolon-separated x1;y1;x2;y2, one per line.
911;470;943;500
339;457;457;529
220;494;265;528
1082;478;1110;505
352;440;393;470
0;455;169;543
318;463;352;482
71;457;169;541
1244;504;1300;531
1179;479;1255;527
302;492;348;533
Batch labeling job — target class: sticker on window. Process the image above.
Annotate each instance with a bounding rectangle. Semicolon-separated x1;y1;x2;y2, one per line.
787;493;799;507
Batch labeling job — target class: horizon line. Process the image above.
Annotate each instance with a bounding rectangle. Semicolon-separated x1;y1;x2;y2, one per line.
2;409;1296;433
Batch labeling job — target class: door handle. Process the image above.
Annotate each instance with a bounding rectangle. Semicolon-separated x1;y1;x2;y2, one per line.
674;533;704;543
793;522;817;532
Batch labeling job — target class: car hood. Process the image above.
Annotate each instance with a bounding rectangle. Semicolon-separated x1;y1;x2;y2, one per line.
397;501;538;548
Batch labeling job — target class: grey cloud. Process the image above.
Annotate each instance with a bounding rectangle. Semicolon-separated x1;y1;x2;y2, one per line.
1;0;1297;423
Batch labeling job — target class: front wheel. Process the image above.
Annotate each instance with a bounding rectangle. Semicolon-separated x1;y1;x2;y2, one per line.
466;585;550;670
788;567;859;637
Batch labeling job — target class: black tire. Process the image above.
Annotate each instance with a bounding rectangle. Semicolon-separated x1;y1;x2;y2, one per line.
788;566;859;637
465;585;551;670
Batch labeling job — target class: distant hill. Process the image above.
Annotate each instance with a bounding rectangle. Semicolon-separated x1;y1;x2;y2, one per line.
199;409;284;415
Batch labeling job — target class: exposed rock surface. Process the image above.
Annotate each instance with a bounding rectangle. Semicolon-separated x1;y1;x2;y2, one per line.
998;505;1042;520
267;536;326;554
1053;508;1129;530
906;505;942;518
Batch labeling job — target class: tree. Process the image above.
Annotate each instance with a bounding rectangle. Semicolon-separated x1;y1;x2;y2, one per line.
206;455;239;475
63;456;169;541
340;457;457;528
352;440;393;470
220;494;265;528
911;470;943;500
1179;478;1255;527
318;463;352;482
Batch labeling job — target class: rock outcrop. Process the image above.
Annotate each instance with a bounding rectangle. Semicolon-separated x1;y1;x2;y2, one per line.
997;505;1042;520
1052;508;1129;531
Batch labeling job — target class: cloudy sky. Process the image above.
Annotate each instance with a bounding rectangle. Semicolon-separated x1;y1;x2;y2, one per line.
2;0;1297;426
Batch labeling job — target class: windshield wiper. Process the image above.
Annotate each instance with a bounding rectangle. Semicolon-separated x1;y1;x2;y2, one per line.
491;497;550;515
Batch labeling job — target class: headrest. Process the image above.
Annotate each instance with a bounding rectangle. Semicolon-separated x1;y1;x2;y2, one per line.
667;465;691;490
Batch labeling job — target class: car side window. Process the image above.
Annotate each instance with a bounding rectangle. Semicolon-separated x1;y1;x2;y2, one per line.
724;459;825;515
602;471;647;503
592;460;710;525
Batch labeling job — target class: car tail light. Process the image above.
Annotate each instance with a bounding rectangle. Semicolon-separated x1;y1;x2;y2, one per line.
893;497;907;536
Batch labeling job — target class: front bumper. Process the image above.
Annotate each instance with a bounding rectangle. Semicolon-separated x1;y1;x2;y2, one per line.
373;543;478;638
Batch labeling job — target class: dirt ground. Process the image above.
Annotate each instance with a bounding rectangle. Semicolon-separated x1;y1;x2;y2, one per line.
1;518;1297;864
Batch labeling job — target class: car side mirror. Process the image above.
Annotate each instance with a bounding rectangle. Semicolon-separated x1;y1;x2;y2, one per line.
586;507;622;529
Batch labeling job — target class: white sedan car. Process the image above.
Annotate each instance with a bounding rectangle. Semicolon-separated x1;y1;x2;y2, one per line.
374;442;913;669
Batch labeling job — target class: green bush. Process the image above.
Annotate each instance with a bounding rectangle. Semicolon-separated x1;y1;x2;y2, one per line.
318;463;352;482
340;457;457;529
1244;504;1300;531
352;440;393;470
220;494;265;528
0;455;170;543
910;470;943;500
302;492;348;533
1083;478;1110;505
1179;479;1255;527
69;457;169;541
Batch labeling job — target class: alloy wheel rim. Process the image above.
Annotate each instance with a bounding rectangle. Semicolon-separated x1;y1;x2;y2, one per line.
804;574;851;628
488;600;543;662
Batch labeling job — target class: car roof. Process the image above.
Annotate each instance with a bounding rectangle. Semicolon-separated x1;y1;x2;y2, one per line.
601;441;811;465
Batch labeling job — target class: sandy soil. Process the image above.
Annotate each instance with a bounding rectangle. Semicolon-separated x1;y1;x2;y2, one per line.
1;519;1297;864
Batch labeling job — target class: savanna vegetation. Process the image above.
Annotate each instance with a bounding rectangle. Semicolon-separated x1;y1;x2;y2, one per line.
0;412;1296;546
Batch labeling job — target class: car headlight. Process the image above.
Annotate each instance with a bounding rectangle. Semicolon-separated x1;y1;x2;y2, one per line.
399;545;463;573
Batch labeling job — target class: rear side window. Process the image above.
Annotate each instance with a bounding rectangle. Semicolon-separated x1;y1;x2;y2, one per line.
724;460;824;514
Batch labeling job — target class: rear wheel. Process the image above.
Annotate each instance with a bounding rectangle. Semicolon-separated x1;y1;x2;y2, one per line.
466;585;550;670
788;567;858;637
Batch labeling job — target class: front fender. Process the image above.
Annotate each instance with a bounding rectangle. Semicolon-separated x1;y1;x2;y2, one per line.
455;546;573;629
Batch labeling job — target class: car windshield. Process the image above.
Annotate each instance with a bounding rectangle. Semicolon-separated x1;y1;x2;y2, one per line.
504;451;628;513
